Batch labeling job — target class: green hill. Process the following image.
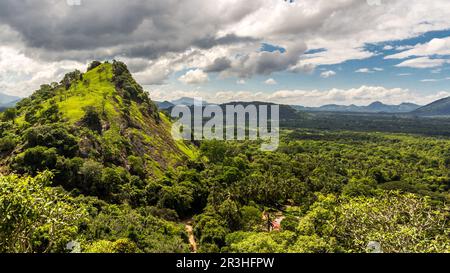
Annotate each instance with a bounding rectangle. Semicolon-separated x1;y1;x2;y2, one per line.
0;61;197;198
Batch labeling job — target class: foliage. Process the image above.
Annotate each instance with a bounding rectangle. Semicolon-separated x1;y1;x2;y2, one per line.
336;192;450;253
0;172;87;253
78;201;189;253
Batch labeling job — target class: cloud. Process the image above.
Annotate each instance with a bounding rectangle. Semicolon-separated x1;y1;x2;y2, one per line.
420;77;450;82
421;79;440;82
0;46;84;97
237;79;246;85
204;57;232;73
385;37;450;59
395;57;448;68
320;70;336;78
225;43;308;78
355;67;383;73
178;69;209;84
264;78;277;85
2;0;450;97
150;85;450;107
355;68;372;73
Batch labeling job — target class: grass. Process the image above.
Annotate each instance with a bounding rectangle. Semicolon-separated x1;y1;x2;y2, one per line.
56;63;120;124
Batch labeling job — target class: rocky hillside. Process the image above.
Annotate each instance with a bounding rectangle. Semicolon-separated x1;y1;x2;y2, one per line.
0;61;197;201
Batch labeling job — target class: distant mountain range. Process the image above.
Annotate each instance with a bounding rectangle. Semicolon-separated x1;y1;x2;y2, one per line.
156;101;175;110
291;101;422;113
159;98;422;114
158;96;450;117
157;99;302;120
156;97;210;109
0;93;21;110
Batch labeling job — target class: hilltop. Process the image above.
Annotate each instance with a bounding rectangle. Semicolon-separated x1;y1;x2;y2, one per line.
0;61;197;200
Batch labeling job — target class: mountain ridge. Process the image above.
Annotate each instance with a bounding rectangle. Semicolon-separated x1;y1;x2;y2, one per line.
291;101;421;113
412;97;450;116
0;93;21;110
158;97;423;115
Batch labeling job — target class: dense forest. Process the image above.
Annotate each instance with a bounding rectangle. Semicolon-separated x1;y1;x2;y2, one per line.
0;62;449;253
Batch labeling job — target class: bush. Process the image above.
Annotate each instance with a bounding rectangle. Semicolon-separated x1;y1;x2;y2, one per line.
23;124;79;157
81;106;102;133
0;135;17;152
13;146;59;174
281;215;298;232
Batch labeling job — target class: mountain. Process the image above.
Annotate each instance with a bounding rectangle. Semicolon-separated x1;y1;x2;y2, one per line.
171;97;209;106
291;101;421;113
156;101;175;110
0;61;196;198
412;97;450;116
161;100;304;121
222;101;304;120
0;93;21;110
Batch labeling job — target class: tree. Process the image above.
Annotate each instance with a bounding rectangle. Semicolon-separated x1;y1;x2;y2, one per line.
79;160;103;195
0;172;87;253
200;140;228;163
40;100;60;123
13;146;59;174
337;192;450;253
81;106;102;133
2;108;16;124
87;61;102;71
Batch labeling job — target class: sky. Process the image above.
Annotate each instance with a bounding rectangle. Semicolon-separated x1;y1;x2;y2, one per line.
0;0;450;106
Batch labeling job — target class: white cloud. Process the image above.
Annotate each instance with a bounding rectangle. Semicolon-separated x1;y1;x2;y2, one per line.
421;79;440;82
395;57;448;68
385;37;450;59
178;69;209;84
264;78;277;85
355;68;373;73
395;45;414;51
320;70;336;78
0;46;84;97
237;79;246;85
355;67;384;73
421;77;450;82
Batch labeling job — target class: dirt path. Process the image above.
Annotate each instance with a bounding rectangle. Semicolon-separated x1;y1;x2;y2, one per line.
183;220;197;253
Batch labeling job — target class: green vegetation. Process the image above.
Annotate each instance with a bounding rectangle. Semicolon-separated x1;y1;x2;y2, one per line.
0;61;197;253
0;171;86;253
0;61;449;253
